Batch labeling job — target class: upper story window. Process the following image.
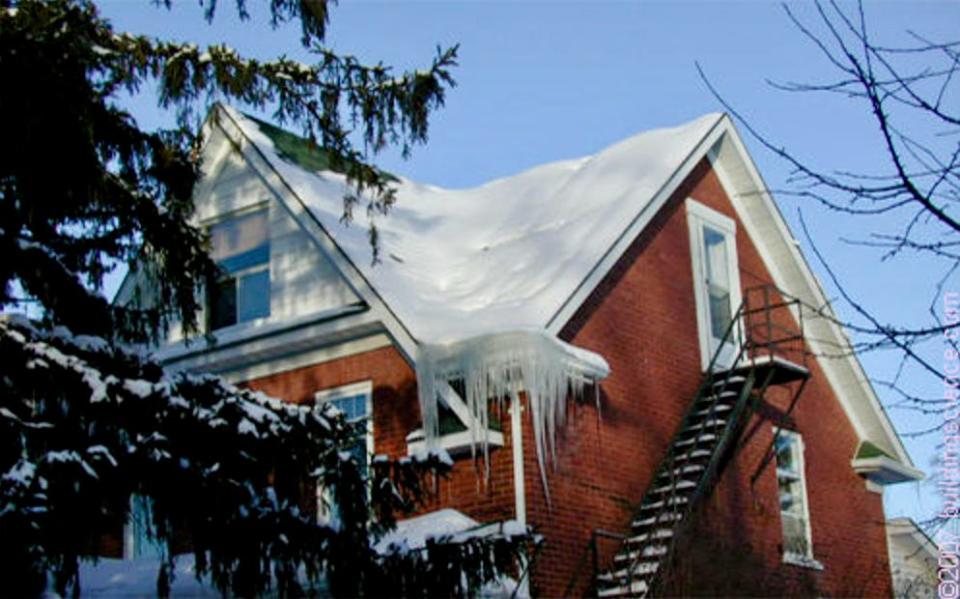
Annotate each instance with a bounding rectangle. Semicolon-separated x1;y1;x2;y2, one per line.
775;429;815;562
687;199;742;370
207;209;270;331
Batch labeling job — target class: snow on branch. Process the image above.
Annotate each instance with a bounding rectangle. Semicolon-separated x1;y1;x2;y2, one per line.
0;316;530;597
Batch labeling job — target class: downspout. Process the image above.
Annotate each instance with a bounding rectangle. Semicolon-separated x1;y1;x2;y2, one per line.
511;389;530;597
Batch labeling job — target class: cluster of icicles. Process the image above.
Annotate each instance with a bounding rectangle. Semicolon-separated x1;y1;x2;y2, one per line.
415;330;609;503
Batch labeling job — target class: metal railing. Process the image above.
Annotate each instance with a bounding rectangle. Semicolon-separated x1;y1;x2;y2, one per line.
570;284;809;597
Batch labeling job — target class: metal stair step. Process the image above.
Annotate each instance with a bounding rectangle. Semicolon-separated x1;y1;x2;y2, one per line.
650;479;696;495
632;512;683;529
673;433;717;449
640;495;689;511
600;561;659;581
696;395;737;410
681;417;727;432
655;463;705;482
627;527;674;545
691;403;732;418
673;448;712;462
597;562;659;588
711;375;746;388
614;543;669;562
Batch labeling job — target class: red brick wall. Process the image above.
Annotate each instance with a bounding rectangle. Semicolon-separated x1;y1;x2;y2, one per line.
521;158;893;597
242;158;893;597
243;345;518;526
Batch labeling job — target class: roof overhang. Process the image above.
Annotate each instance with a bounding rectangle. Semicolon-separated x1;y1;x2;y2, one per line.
154;303;389;382
852;456;924;485
887;517;939;561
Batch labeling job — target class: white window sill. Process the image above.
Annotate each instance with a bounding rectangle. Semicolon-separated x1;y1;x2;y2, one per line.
783;552;824;571
406;429;504;457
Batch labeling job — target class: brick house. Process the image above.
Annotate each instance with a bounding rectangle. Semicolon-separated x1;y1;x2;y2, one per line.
117;105;923;597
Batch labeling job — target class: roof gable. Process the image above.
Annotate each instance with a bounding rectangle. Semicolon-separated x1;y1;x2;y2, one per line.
225;105;721;345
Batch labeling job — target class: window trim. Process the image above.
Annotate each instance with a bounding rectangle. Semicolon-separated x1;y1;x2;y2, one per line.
774;428;820;567
686;198;742;371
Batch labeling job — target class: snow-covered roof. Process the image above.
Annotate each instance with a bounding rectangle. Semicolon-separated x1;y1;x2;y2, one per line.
226;106;721;347
213;106;918;476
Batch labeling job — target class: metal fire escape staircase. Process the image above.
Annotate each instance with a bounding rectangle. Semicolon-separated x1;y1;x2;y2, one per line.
593;285;810;598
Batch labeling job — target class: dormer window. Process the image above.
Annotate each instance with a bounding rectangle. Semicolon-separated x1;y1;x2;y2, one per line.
207;209;270;331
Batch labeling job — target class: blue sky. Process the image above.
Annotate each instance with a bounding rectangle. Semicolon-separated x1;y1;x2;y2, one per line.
98;0;957;525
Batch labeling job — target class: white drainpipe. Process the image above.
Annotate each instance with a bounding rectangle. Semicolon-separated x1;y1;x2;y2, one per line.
511;390;530;597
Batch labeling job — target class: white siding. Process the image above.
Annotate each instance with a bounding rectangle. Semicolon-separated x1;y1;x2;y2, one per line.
268;194;358;320
160;138;359;344
196;152;272;222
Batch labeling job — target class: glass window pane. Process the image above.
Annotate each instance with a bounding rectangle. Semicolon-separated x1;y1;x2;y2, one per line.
703;226;729;289
781;513;808;555
354;395;368;418
210;210;268;262
775;435;797;474
703;226;732;339
237;270;270;322
775;433;811;557
207;277;237;331
708;285;732;339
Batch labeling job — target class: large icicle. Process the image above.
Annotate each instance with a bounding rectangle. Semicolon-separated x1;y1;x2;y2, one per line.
415;330;609;503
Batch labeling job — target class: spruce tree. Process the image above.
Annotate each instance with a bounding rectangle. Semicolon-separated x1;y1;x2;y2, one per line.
0;1;531;596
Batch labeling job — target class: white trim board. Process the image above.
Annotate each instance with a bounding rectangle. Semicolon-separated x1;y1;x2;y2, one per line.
221;333;393;384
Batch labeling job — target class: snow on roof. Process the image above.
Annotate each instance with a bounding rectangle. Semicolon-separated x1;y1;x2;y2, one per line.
225;108;721;488
226;106;721;347
374;508;527;554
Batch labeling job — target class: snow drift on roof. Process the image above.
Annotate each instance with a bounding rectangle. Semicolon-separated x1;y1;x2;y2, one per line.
226;106;721;346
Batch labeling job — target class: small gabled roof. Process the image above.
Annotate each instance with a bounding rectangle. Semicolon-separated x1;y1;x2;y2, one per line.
226;105;721;345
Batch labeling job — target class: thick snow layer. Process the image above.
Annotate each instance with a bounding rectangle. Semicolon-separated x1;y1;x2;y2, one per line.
373;510;529;598
375;508;528;553
226;106;720;346
375;508;479;553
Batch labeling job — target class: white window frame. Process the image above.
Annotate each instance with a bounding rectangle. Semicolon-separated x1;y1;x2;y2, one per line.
315;381;374;520
774;428;822;569
686;198;743;371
